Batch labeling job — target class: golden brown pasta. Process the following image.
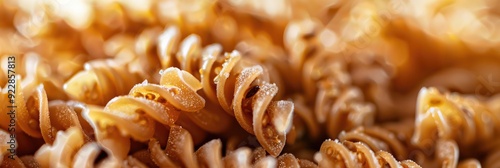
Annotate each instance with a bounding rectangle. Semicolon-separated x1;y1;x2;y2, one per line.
64;59;143;105
2;0;500;167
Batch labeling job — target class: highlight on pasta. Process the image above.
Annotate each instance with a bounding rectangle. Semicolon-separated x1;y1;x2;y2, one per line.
1;0;500;167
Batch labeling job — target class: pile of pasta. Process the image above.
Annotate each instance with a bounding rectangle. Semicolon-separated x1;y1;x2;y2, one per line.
1;0;500;167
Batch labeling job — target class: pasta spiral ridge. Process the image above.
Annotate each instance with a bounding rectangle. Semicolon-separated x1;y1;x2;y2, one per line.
412;87;500;153
157;26;294;156
316;139;422;168
64;59;143;105
82;67;205;160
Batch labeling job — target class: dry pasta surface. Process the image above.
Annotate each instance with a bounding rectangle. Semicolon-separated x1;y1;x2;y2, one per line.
1;0;500;167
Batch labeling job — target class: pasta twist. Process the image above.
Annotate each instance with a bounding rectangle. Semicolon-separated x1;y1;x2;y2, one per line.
316;139;422;168
148;125;318;168
64;59;143;105
82;67;206;160
157;27;294;156
412;87;500;152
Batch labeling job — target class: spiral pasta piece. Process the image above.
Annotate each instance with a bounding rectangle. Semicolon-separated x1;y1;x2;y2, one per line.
156;27;294;156
83;67;205;160
155;27;235;136
412;87;500;151
316;139;422;168
64;59;143;105
213;51;293;156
